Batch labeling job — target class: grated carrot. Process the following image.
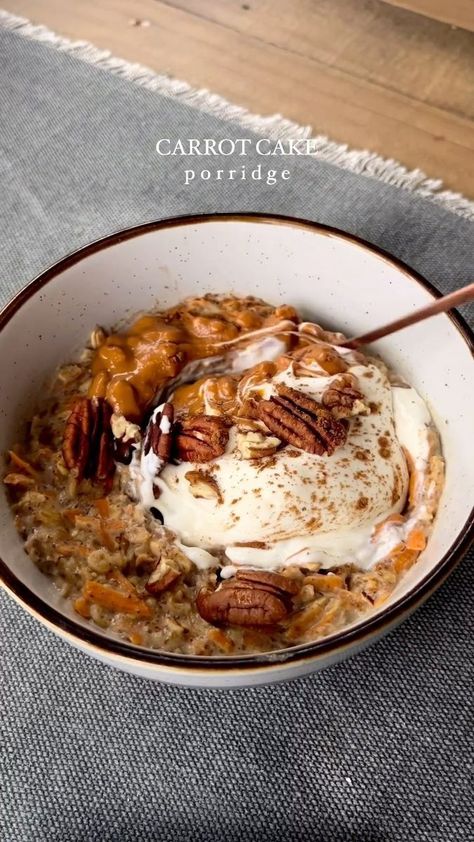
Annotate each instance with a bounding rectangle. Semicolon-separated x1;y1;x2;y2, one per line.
73;515;99;530
207;628;234;653
62;509;79;524
373;594;390;609
103;519;124;532
403;447;420;508
128;632;144;646
309;601;341;635
406;529;427;552
94;498;110;519
242;629;271;649
285;599;327;640
73;596;91;618
409;473;420;508
372;513;405;540
8;450;39;479
56;543;89;558
3;473;35;487
305;573;344;591
391;548;418;574
83;580;151;617
100;523;117;552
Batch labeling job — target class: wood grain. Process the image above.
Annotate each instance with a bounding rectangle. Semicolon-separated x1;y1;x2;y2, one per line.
6;0;474;197
381;0;474;32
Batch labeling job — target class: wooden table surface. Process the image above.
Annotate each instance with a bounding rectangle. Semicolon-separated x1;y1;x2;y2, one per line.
7;0;474;198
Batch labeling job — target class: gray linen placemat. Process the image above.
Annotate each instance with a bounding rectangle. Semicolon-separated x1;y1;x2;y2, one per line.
1;22;473;842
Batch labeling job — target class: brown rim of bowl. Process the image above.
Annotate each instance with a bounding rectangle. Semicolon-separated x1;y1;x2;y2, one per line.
0;212;473;673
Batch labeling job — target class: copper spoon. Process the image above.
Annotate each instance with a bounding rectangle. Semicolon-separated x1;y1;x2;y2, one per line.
340;282;474;350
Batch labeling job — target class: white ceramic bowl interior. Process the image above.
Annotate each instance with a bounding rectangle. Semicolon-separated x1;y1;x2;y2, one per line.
1;216;473;686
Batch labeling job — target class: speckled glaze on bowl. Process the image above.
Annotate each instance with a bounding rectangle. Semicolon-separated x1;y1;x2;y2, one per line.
1;214;473;688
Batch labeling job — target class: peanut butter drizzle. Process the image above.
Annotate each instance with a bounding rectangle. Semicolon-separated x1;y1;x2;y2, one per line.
88;296;298;420
172;375;240;417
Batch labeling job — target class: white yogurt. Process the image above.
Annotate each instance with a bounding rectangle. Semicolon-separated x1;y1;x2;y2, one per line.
132;342;435;573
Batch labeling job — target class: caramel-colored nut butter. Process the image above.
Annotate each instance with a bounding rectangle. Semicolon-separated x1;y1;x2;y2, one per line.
88;298;297;420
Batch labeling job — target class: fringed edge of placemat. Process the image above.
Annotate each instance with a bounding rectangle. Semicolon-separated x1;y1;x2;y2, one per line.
1;8;473;221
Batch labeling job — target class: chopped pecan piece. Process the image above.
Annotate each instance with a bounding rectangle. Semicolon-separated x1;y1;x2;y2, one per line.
185;470;223;503
143;403;174;464
175;415;230;463
257;385;347;455
322;376;369;419
236;430;281;460
145;557;181;595
196;586;287;627
111;413;141;465
62;397;115;483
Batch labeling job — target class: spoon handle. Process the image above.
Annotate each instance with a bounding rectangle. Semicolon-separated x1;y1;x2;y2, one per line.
342;282;474;350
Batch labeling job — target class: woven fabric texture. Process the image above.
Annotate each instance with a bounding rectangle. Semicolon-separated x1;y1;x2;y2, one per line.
0;26;473;842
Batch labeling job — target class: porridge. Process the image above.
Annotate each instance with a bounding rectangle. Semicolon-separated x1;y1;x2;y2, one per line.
4;295;444;655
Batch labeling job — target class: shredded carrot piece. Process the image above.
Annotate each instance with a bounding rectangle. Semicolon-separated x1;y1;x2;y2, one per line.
129;632;144;646
8;450;39;478
242;629;270;649
56;543;89;558
285;599;327;640
100;523;117;552
372;513;405;540
406;529;427;552
73;596;91;618
207;628;234;653
403;446;421;508
403;449;419;509
103;519;124;532
408;472;420;509
83;580;151;617
73;515;99;530
340;589;372;611
3;473;35;487
309;602;341;635
94;498;110;519
305;573;344;591
389;542;406;557
392;548;418;574
62;509;79;524
402;447;414;471
70;512;122;537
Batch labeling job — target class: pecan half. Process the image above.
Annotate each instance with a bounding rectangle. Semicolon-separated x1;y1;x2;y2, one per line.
322;376;369;419
175;415;230;463
196;567;299;627
196;585;287;627
143;403;174;464
235;569;300;596
62;397;115;483
257;385;347;455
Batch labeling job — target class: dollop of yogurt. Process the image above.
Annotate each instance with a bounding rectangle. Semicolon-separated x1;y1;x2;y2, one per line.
133;341;435;573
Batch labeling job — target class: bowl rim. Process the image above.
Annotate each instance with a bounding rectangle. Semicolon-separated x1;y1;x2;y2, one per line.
1;211;473;674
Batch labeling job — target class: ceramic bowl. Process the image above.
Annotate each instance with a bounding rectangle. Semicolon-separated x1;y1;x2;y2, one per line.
1;214;473;688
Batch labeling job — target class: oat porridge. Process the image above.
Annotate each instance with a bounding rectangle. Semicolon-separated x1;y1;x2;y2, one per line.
4;294;444;655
